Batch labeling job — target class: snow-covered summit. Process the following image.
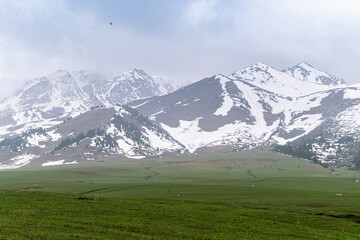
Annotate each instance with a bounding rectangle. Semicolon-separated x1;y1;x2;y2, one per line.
99;68;176;105
114;69;175;93
229;62;330;97
0;68;176;138
282;62;347;86
116;68;150;81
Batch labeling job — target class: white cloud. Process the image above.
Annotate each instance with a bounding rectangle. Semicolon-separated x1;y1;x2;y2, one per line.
1;0;360;100
183;0;218;26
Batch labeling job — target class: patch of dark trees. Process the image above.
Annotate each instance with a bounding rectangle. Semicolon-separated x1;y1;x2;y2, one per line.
53;128;117;152
273;132;360;169
0;128;46;152
273;142;321;165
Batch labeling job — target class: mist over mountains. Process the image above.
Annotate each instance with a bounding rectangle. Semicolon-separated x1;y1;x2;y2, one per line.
0;62;360;169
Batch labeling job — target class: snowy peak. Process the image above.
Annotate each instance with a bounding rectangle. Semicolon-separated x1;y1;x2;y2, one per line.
118;68;175;93
23;70;72;89
229;62;330;97
0;67;176;138
297;62;314;68
9;70;87;111
282;62;346;86
229;62;294;85
230;62;272;79
251;62;272;71
118;68;152;82
100;69;176;105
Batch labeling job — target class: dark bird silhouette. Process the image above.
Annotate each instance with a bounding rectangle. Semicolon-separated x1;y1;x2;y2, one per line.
110;22;112;25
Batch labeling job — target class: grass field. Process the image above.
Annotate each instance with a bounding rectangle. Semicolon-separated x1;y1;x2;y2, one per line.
0;149;360;239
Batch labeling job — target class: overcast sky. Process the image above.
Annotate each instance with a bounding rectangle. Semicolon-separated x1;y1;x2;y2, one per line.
1;0;360;98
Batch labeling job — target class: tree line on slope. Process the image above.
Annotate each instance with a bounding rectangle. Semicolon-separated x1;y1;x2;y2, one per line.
53;128;118;152
274;131;360;170
0;128;47;152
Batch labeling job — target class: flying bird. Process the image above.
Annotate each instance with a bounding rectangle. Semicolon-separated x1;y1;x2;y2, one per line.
110;22;112;25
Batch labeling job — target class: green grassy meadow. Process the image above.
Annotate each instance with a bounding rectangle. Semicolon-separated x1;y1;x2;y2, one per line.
0;149;359;239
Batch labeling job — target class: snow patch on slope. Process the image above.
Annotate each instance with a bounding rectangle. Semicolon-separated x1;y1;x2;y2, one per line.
42;160;65;166
143;126;179;152
47;130;62;141
273;114;323;145
161;118;267;153
334;103;360;136
343;88;360;100
0;154;39;170
214;76;233;116
26;133;49;147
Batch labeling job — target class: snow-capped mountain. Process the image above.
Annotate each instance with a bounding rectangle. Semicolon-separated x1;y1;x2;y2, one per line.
130;74;288;152
99;69;175;105
229;62;331;97
0;69;176;138
52;105;183;159
1;62;360;169
130;63;360;158
0;105;183;169
282;62;346;86
0;70;97;137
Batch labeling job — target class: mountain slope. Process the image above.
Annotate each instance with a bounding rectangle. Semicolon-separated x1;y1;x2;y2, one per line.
130;67;360;155
0;105;183;169
130;74;294;152
1;62;359;168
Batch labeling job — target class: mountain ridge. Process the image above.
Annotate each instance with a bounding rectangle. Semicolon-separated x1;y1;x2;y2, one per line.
1;62;360;169
0;68;177;139
282;62;347;86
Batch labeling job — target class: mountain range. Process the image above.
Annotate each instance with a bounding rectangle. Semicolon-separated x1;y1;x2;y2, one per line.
1;62;360;169
0;69;175;138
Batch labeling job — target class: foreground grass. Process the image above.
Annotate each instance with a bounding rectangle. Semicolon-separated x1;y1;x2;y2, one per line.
0;189;359;239
0;150;359;239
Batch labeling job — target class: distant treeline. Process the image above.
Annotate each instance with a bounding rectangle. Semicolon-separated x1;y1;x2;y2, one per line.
54;128;117;152
273;132;360;169
274;143;319;163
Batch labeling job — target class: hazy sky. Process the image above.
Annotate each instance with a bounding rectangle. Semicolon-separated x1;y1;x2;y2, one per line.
1;0;360;98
